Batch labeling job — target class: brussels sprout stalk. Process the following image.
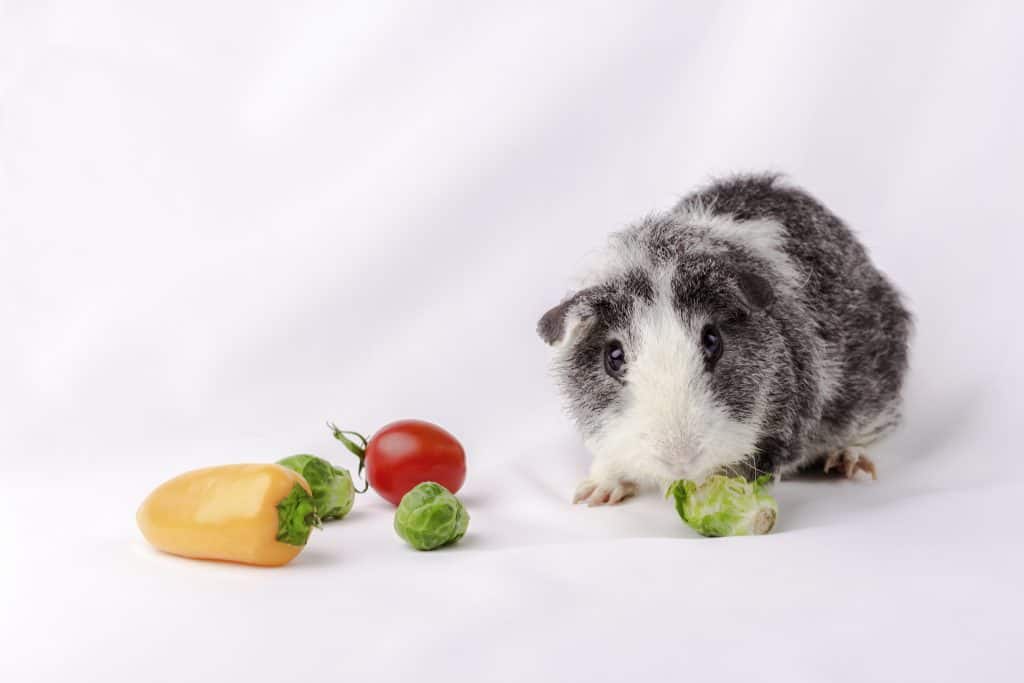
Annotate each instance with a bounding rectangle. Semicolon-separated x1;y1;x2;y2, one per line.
667;474;778;537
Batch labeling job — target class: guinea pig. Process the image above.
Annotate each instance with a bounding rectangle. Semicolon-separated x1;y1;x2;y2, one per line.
537;174;911;505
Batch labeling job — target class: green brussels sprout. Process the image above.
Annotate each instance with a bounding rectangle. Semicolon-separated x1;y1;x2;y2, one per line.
667;474;778;537
394;482;469;551
276;454;355;521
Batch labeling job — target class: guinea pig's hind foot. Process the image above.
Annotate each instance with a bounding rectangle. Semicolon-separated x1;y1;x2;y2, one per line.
822;448;877;480
572;479;638;506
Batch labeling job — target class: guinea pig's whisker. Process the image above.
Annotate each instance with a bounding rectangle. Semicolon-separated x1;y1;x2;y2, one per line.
744;455;772;478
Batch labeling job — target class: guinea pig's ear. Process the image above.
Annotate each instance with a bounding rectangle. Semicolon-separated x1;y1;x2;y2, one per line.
537;289;594;346
736;271;775;312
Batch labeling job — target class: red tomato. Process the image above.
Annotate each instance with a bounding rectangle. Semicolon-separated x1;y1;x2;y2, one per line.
330;419;466;506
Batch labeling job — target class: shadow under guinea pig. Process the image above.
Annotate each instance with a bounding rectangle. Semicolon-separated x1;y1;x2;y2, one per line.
775;380;989;532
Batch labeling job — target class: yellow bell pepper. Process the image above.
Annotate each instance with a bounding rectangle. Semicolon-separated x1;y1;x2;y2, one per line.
137;464;318;567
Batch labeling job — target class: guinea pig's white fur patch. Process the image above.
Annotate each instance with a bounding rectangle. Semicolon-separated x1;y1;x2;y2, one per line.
575;208;803;298
582;280;764;489
686;210;806;295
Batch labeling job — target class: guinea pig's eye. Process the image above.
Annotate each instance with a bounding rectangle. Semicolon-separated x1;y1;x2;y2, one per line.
603;340;626;377
701;324;723;365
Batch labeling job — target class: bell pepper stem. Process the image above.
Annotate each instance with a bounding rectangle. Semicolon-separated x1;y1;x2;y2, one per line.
276;483;320;546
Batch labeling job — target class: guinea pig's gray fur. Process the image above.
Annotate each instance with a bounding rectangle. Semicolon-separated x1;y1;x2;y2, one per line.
538;173;911;505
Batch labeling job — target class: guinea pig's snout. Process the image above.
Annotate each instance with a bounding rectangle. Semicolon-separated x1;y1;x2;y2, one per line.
655;441;702;479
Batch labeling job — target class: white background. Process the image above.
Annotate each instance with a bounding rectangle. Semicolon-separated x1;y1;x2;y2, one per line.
2;1;1022;681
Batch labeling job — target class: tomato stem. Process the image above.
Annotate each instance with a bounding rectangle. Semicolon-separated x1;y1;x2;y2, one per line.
327;422;370;494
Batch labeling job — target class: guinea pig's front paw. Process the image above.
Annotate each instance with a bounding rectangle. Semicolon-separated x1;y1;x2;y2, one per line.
823;447;878;480
572;478;638;506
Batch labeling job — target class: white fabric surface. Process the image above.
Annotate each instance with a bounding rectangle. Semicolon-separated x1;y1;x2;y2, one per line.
2;2;1022;681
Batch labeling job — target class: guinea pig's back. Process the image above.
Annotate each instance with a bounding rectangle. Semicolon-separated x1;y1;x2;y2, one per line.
676;173;912;454
675;173;868;294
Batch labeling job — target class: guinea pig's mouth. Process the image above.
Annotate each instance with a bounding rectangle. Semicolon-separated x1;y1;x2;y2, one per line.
654;452;711;483
656;450;756;484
